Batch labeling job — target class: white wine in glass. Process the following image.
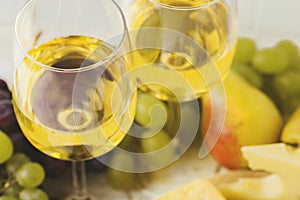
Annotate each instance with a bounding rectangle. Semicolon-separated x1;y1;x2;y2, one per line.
127;0;237;101
13;0;136;199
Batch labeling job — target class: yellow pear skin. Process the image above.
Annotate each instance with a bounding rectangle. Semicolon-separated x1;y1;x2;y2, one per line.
202;71;283;169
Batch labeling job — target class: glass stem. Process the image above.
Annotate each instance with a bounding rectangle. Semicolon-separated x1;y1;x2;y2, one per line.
72;161;89;200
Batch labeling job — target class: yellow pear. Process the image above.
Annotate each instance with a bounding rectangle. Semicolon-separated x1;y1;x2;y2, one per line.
281;107;300;145
202;71;283;169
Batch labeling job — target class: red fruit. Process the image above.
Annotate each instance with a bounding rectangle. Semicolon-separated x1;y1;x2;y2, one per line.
0;79;9;91
0;89;12;100
0;99;18;132
9;131;29;153
201;72;282;169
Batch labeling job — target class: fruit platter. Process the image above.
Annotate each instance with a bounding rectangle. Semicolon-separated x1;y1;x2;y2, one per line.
1;0;300;200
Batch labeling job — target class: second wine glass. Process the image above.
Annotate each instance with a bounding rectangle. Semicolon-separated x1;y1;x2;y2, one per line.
126;0;237;102
13;0;136;199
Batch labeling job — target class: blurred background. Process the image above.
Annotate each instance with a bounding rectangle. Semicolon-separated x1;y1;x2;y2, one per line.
1;0;300;83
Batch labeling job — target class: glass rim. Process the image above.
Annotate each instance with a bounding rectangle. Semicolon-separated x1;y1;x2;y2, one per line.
14;0;128;73
149;0;221;10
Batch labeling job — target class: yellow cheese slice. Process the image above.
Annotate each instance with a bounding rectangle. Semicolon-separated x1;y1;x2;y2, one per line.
242;143;300;200
155;178;225;200
209;169;283;200
218;174;283;200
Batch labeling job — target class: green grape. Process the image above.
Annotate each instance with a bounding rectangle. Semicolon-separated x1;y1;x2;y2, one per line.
232;63;263;88
252;48;290;75
16;162;45;188
135;92;168;130
276;40;300;67
109;150;135;171
6;153;31;175
271;70;300;117
262;76;281;106
0;196;18;200
177;100;202;146
280;94;300;118
118;134;140;152
3;183;23;197
107;151;136;190
19;188;49;200
141;130;172;152
140;130;176;166
163;100;181;137
0;130;13;164
107;168;137;190
272;70;300;99
233;37;257;64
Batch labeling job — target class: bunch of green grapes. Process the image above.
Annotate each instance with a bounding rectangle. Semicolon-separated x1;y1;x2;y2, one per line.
232;37;300;119
106;91;174;191
106;91;201;191
0;131;48;200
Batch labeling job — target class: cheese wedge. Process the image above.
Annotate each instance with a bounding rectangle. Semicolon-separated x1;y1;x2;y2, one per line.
242;143;300;200
218;174;283;200
210;169;283;200
155;178;225;200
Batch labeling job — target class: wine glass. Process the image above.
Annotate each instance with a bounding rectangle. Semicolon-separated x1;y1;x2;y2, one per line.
126;0;237;102
12;0;136;199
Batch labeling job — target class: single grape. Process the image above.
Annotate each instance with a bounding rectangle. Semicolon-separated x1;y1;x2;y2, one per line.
271;70;300;99
107;168;137;190
141;130;172;152
176;100;202;146
3;182;23;197
0;130;13;164
16;162;45;188
117;132;142;152
252;47;290;75
276;40;300;67
270;69;300;117
0;99;18;133
0;79;9;91
232;63;264;88
233;37;257;64
261;76;281;106
107;151;136;190
280;95;300;119
0;196;18;200
109;150;135;172
6;153;31;175
135;92;168;130
163;100;181;137
0;89;12;100
19;188;49;200
140;130;176;167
